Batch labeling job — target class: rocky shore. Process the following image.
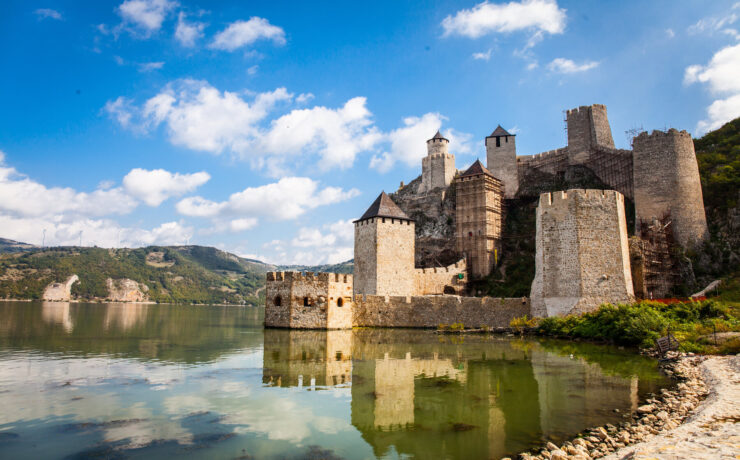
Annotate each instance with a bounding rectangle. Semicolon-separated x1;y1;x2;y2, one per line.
506;353;739;460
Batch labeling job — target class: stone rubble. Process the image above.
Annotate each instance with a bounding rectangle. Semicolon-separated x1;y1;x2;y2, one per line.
508;352;739;460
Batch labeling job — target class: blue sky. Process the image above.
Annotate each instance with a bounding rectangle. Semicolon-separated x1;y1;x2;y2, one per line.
1;0;739;264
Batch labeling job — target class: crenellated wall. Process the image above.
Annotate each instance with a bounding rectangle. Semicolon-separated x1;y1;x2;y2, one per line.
413;259;467;295
352;294;530;328
530;189;634;317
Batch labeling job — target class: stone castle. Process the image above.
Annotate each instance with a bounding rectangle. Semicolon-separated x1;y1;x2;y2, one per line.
266;104;709;329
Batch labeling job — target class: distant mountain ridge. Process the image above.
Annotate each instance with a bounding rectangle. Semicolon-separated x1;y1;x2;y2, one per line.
0;238;36;254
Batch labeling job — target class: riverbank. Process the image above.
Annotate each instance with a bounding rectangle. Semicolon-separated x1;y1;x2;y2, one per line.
508;353;739;460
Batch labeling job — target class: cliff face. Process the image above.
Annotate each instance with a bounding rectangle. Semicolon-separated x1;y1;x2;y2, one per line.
390;175;459;268
42;275;79;301
106;278;149;302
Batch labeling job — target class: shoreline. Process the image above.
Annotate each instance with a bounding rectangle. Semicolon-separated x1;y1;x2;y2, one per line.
507;353;739;460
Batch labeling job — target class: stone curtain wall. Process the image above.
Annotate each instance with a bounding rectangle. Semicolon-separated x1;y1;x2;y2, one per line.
486;134;518;198
352;295;530;328
633;129;709;248
265;272;354;329
531;189;634;317
413;259;467;295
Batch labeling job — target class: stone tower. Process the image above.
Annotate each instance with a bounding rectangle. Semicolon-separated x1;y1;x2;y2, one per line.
566;104;615;164
354;192;415;296
632;129;708;248
530;189;634;317
485;125;518;198
455;160;504;278
420;131;456;193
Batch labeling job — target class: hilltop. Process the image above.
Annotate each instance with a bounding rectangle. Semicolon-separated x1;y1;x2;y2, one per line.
0;238;36;254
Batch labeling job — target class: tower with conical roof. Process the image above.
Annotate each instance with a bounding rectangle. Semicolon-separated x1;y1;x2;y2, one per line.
353;192;416;296
420;130;456;193
485;125;518;198
455;160;504;278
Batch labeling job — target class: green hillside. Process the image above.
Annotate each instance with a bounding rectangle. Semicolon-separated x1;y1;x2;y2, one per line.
0;245;273;305
0;238;36;254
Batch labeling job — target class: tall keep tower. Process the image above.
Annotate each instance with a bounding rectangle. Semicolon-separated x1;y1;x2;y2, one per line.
632;129;708;248
566;104;615;164
420;131;456;193
354;192;416;296
455;160;504;278
485;125;518;198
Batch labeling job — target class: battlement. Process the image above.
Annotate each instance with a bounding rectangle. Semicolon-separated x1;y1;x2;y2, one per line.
517;148;568;164
566;104;607;116
414;259;465;275
633;128;692;145
266;271;353;284
423;152;455;160
538;189;625;208
354;217;414;226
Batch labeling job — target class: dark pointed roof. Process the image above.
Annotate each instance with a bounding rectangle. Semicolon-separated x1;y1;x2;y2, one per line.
460;159;495;178
428;130;449;142
488;125;513;137
355;192;412;223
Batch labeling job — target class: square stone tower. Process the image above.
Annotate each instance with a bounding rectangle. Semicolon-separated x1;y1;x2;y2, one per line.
455;160;504;278
354;192;416;296
485;125;518;198
420;131;456;193
530;189;634;317
566;104;615;164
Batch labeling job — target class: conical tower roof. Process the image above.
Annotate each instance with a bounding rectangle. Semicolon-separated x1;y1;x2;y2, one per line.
460;159;495;178
428;130;449;142
355;192;412;222
488;125;513;137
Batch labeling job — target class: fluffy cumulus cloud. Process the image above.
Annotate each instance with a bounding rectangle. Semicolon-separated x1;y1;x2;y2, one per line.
546;57;599;73
441;0;566;39
210;17;286;51
34;9;63;20
122;168;210;206
117;0;178;36
176;176;359;222
0;154;203;247
174;11;205;47
685;43;740;134
257;219;354;265
106;79;472;174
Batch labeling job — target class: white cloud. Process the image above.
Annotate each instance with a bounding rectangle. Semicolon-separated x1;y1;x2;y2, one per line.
665;28;675;39
104;96;138;130
246;65;259;75
546;57;598;73
229;218;258;232
265;219;354;265
370;114;473;173
122;168;210;206
296;93;314;104
174;11;204;47
688;13;737;35
686;43;740;134
138;61;164;72
176;177;359;221
442;0;566;39
472;49;492;60
210;17;285;51
35;9;62;20
117;0;177;35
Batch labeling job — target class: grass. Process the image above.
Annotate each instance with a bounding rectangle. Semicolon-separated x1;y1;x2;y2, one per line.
532;300;740;355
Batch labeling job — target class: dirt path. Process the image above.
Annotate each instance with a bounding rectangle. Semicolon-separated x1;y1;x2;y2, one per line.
604;355;740;459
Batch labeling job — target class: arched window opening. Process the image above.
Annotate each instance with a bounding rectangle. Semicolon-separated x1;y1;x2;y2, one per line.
443;286;456;295
274;296;282;307
337;297;344;307
303;297;310;307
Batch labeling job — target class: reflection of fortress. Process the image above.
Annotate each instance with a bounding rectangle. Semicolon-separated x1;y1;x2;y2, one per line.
262;330;650;459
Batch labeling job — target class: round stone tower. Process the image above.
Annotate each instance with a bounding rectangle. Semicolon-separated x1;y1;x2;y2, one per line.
632;129;708;248
420;131;456;193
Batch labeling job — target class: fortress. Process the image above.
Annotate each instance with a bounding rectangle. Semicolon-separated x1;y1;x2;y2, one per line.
265;104;709;329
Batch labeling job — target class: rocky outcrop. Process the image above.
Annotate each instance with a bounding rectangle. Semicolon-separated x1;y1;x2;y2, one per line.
106;278;149;302
42;275;79;301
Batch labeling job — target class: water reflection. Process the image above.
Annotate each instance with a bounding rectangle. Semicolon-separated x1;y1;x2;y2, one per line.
0;302;669;459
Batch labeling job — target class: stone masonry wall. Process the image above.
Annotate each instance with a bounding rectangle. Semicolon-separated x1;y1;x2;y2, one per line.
456;173;504;278
531;189;634;317
486;134;518;198
265;272;353;329
566;104;615;164
352;295;530;328
633;129;708;248
413;259;467;295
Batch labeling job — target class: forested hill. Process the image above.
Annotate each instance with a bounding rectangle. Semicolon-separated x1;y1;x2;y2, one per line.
0;245;274;305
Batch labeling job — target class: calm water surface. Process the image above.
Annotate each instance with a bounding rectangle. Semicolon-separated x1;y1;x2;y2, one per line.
0;302;671;459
